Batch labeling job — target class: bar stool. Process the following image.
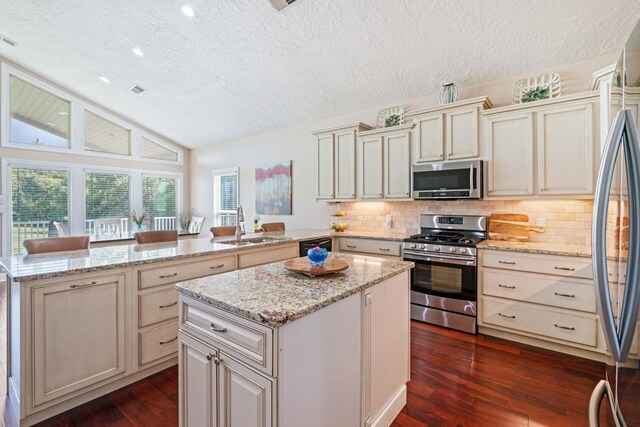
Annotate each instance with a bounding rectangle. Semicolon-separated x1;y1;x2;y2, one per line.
23;236;90;255
134;230;178;244
261;222;285;232
210;226;236;237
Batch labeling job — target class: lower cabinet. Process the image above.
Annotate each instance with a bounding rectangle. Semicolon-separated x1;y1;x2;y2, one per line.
336;237;402;258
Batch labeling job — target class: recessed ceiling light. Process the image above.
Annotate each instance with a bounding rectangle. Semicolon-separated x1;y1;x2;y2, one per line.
181;5;195;17
132;48;144;57
58;111;68;116
46;122;56;127
99;76;111;84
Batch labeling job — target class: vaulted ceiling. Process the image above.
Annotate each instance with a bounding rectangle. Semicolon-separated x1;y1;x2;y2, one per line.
1;0;639;148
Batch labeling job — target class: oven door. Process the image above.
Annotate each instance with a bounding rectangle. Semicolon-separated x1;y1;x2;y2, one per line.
404;252;477;302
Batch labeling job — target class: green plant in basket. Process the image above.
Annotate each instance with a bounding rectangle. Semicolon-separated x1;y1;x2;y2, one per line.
521;86;550;103
384;114;401;127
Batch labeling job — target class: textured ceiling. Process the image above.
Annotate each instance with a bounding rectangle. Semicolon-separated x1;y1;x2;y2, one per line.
1;0;639;149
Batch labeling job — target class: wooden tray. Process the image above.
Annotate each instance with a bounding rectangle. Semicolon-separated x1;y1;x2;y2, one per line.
283;257;349;277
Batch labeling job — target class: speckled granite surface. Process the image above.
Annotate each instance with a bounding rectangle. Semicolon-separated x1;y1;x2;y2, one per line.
176;253;413;327
1;229;408;282
478;240;592;258
332;230;410;241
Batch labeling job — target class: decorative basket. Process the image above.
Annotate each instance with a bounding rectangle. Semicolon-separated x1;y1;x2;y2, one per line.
512;73;561;104
377;106;405;128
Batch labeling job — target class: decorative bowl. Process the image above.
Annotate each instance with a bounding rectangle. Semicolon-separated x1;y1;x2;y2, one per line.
307;246;329;267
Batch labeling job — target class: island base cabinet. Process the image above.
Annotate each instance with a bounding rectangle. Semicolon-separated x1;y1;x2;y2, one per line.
179;332;217;427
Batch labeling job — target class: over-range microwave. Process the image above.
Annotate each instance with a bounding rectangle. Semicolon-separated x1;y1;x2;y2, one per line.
412;160;483;199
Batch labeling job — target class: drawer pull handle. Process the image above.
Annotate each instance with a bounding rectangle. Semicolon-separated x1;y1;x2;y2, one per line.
498;261;516;265
378;248;390;252
209;322;227;333
346;245;357;249
159;301;177;309
159;272;178;279
554;266;576;272
159;336;178;345
498;312;516;319
554;324;575;331
70;280;98;289
209;264;225;270
554;292;575;298
206;353;222;365
498;284;516;289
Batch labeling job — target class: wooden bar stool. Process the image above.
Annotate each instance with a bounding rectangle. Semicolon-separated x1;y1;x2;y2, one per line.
261;222;285;232
134;230;178;244
23;236;90;255
210;226;236;237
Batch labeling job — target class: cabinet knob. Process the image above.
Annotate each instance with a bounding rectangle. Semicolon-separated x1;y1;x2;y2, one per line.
488;189;493;193
206;353;222;365
439;154;443;158
206;353;214;361
378;193;383;197
540;188;545;192
448;153;453;156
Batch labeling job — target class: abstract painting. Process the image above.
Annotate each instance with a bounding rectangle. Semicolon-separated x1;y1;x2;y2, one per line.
255;161;292;215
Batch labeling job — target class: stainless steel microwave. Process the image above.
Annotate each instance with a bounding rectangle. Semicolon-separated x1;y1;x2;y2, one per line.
412;160;482;199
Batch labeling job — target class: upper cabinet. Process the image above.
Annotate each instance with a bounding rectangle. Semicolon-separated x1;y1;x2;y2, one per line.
313;123;372;201
409;97;492;163
484;93;599;199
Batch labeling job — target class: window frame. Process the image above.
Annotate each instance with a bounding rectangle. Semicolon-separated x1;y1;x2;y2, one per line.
0;63;184;165
212;167;239;227
141;134;181;164
83;169;134;235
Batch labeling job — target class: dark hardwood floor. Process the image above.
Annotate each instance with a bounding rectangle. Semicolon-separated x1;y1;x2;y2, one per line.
33;321;615;426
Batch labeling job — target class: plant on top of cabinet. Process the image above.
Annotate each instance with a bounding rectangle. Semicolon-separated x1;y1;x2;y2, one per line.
377;106;405;128
313;123;372;201
407;96;492;163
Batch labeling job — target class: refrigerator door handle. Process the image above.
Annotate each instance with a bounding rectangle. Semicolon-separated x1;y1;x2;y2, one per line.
593;110;627;361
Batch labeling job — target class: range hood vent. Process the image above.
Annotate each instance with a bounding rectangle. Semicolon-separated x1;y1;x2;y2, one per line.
129;85;146;95
270;0;298;11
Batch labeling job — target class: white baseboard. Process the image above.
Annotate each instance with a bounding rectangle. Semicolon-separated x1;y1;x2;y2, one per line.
367;385;407;427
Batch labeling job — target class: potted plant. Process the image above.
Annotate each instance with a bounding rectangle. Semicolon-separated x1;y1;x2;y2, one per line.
180;208;195;232
130;210;148;232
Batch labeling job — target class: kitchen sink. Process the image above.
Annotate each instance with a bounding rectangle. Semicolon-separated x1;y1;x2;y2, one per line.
217;236;287;246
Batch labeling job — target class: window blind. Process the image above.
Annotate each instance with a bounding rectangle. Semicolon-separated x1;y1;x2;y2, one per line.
212;170;238;226
10;166;70;254
143;175;177;229
85;172;131;233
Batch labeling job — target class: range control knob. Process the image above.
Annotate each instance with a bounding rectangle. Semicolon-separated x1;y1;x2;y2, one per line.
449;247;457;253
419;244;426;250
409;243;416;249
434;246;441;252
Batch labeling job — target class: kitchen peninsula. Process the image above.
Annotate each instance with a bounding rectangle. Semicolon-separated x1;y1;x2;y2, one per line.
0;230;410;426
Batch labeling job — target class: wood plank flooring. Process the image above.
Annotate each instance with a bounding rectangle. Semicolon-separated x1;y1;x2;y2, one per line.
32;321;616;426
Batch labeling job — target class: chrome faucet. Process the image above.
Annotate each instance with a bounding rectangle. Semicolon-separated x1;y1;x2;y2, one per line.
235;205;245;240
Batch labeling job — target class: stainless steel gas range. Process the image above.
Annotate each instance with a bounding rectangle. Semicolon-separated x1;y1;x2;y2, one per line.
402;214;488;334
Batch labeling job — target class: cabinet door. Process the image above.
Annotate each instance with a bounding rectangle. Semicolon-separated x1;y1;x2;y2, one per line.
32;274;125;406
358;135;383;199
219;351;273;427
179;332;217;427
315;133;334;200
384;132;411;198
486;113;535;197
334;129;357;199
445;106;479;160
414;113;444;162
537;103;594;195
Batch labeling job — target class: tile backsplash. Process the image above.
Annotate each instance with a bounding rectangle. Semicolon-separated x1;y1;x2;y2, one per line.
328;199;595;246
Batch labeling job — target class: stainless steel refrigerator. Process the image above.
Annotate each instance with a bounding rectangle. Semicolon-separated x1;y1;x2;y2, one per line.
589;19;640;427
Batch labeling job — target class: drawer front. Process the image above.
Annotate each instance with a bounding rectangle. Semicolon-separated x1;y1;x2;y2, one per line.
482;298;597;347
482;270;596;313
338;238;401;257
139;321;179;366
482;250;592;279
139;288;179;328
139;255;237;289
238;244;298;269
181;299;273;374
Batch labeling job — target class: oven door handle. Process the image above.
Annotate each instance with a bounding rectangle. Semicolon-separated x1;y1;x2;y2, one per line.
403;252;476;266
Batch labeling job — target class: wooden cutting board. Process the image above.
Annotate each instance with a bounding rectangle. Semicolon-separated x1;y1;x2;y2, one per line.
283;257;349;276
489;213;547;241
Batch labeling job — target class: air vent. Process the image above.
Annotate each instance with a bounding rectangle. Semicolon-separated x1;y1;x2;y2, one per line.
270;0;297;11
129;85;146;95
0;34;17;47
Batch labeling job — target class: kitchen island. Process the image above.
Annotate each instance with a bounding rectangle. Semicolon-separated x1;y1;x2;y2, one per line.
176;253;413;427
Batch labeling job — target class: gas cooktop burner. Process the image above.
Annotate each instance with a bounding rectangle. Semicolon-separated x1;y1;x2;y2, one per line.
407;232;482;246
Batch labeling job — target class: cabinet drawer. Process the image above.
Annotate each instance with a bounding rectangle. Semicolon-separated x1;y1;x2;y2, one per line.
139;288;179;328
338;238;401;257
482;270;596;313
482;250;592;279
139;321;179;366
139;255;236;289
482;298;597;347
181;299;273;374
238;244;298;269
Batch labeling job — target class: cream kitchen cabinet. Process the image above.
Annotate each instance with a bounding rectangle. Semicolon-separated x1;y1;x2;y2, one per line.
357;124;413;200
313;123;372;200
484;92;599;199
410;96;492;163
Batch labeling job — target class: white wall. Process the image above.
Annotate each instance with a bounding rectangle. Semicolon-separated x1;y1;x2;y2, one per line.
190;52;619;233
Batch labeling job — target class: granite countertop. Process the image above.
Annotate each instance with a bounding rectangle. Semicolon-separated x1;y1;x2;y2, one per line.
0;229;408;282
332;230;410;241
478;240;592;258
176;253;414;327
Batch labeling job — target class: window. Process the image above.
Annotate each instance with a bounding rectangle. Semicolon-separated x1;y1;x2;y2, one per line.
85;110;131;155
142;137;179;161
212;168;238;226
9;75;70;148
143;175;178;230
10;165;70;254
85;172;131;235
